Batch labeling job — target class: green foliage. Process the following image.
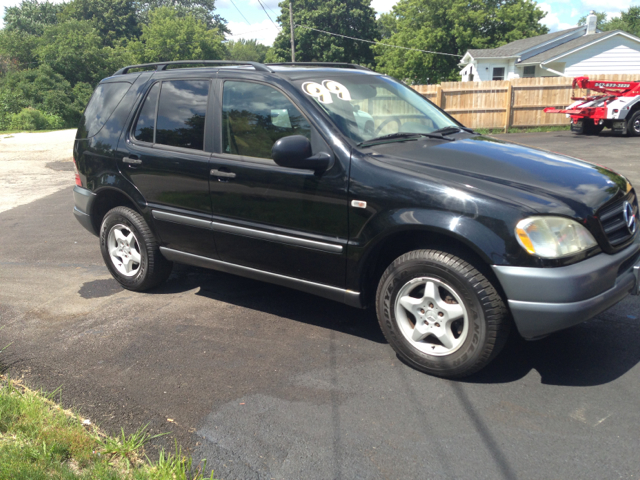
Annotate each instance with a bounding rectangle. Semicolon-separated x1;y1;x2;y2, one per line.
268;0;378;64
8;107;64;131
61;0;141;47
0;65;87;129
225;39;270;62
0;29;39;67
36;19;112;85
137;0;230;35
2;0;63;35
373;0;549;84
579;7;640;37
377;12;397;39
131;6;226;62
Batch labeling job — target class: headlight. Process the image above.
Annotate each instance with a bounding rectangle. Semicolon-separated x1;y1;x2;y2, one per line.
515;217;597;258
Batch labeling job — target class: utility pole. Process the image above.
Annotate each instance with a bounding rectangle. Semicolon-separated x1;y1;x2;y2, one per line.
289;1;295;62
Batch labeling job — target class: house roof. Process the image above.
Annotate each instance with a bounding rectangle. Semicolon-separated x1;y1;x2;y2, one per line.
466;27;583;59
519;30;636;64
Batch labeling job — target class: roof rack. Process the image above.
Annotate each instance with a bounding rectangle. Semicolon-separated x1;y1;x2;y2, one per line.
267;62;372;71
113;60;274;75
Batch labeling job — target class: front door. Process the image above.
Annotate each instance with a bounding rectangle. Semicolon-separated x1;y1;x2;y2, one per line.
120;78;216;258
209;79;349;287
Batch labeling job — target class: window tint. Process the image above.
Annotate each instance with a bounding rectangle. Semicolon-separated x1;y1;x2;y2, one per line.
79;82;132;138
156;80;209;150
133;83;159;143
222;81;311;159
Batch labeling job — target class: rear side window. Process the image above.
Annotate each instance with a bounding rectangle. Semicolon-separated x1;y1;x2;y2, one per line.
132;80;209;150
79;82;132;138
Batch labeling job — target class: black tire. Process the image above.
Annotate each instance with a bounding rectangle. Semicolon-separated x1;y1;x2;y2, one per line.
627;111;640;137
375;250;510;378
100;206;172;291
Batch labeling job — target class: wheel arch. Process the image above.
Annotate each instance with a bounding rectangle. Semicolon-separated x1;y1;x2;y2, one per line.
90;186;146;234
355;220;508;308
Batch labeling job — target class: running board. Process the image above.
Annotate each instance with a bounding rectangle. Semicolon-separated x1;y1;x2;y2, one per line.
159;247;363;308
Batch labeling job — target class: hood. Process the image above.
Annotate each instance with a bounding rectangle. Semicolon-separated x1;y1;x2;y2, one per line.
366;135;630;218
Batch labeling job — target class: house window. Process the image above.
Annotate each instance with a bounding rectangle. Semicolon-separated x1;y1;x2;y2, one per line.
523;66;535;78
492;67;505;81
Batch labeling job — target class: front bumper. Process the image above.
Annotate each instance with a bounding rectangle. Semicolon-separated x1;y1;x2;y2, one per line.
73;185;98;236
492;235;640;339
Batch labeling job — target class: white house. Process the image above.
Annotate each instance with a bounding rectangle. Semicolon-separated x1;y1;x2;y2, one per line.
459;13;640;81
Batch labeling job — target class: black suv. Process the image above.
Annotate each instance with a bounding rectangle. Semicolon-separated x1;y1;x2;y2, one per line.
72;60;640;378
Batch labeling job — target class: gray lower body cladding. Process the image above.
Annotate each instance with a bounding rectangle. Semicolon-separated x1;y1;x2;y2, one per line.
73;186;98;236
493;235;640;339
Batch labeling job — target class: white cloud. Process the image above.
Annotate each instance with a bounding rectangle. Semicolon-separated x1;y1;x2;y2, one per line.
370;0;399;15
226;18;281;46
539;2;574;32
570;8;580;17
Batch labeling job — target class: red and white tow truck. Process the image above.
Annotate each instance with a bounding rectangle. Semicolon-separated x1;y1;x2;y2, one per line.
544;76;640;136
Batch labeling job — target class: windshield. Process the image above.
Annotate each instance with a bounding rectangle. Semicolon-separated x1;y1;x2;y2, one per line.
291;74;459;143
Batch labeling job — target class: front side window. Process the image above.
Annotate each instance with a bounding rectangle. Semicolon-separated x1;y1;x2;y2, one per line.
291;74;458;143
222;81;311;159
133;80;209;150
492;67;505;81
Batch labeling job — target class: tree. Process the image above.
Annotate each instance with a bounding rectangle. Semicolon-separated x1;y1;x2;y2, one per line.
577;11;608;29
579;7;640;37
225;39;270;62
130;7;226;62
374;0;549;84
61;0;141;47
267;0;378;65
377;12;397;39
35;19;111;85
135;0;229;35
0;29;40;67
2;0;63;35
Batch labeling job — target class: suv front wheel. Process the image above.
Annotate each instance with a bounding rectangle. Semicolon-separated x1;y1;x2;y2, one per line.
376;250;510;378
100;206;172;291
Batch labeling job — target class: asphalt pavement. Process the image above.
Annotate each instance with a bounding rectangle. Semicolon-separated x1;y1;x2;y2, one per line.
1;130;639;479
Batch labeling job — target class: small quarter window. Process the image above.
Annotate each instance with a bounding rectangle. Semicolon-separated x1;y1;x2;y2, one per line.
133;83;159;143
492;67;505;81
523;66;535;78
79;82;132;139
222;81;311;159
156;80;209;150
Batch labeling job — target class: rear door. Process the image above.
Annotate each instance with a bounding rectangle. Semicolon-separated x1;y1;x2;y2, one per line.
121;78;217;258
208;77;349;287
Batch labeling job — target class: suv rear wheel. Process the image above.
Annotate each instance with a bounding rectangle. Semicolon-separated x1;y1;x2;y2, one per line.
376;250;510;378
100;206;172;291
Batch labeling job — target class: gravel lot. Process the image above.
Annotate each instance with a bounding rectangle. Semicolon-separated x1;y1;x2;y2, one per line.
1;130;639;480
0;129;77;213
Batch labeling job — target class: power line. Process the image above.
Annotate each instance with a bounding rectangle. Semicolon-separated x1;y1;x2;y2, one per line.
256;0;281;31
226;26;277;38
229;0;252;25
294;24;463;58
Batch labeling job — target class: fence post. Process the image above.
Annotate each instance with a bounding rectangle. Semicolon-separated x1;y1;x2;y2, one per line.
504;81;513;133
435;85;444;108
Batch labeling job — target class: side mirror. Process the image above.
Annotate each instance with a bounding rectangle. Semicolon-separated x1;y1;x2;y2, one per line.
272;135;331;173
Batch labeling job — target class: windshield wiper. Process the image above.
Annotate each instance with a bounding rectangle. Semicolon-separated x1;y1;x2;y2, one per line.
431;125;477;136
357;132;453;147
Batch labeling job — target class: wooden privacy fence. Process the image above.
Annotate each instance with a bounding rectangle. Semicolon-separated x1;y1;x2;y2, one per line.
411;74;639;131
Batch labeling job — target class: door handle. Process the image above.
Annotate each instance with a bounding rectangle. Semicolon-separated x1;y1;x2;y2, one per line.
210;169;236;179
123;156;142;165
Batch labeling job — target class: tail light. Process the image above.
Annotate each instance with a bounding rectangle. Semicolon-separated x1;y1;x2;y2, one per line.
72;157;82;187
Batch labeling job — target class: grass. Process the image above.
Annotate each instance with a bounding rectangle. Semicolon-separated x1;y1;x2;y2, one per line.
476;125;571;135
0;375;216;479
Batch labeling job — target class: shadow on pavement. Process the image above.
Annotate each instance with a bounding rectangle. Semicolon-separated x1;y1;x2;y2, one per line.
465;318;640;386
145;263;387;345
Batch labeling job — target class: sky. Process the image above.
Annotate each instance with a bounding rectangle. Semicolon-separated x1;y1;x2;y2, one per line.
0;0;637;46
